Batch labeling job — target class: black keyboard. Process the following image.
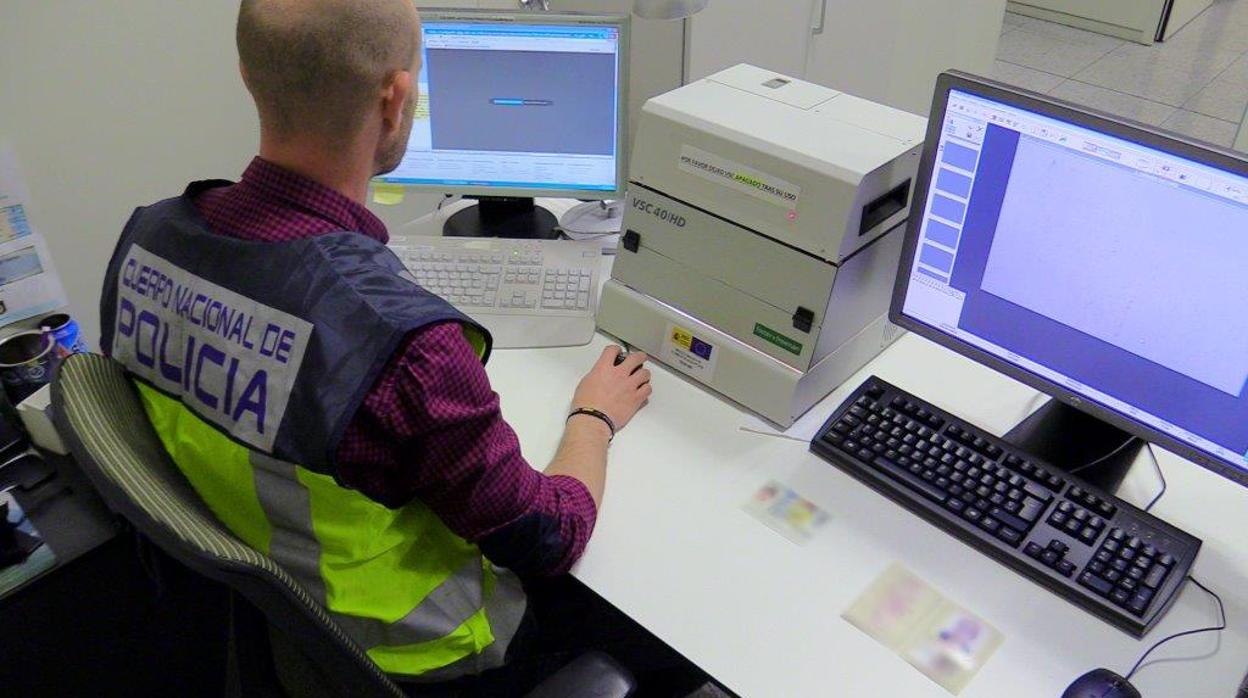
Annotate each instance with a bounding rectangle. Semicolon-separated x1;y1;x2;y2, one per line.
811;377;1201;637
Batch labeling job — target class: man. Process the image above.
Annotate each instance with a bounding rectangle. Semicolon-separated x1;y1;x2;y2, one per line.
100;0;704;693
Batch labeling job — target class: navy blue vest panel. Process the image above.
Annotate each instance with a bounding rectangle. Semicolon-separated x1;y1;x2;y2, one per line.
100;181;492;476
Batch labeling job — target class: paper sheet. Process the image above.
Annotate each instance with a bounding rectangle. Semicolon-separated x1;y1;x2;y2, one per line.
0;145;67;327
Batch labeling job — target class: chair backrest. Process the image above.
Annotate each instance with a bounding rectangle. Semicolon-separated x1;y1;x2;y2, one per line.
51;353;404;698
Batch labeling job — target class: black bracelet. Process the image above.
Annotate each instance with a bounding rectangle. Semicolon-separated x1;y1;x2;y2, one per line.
567;408;616;442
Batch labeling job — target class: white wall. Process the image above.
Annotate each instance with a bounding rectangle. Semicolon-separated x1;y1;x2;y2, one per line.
0;3;257;346
687;0;1007;117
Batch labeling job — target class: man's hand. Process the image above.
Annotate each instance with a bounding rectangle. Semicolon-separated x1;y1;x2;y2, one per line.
571;346;652;432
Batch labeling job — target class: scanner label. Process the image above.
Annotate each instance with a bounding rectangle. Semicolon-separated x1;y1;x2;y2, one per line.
753;323;803;356
678;145;801;208
661;323;718;382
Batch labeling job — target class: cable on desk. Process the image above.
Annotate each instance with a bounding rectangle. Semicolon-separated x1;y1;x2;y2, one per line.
1123;576;1226;682
1142;444;1167;513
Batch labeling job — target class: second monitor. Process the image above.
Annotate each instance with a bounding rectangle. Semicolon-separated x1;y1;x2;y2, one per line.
379;11;630;239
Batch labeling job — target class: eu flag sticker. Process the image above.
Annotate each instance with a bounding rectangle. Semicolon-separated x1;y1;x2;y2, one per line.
662;323;720;382
690;337;713;361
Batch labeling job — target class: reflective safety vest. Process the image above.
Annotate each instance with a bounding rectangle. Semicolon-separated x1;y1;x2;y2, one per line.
99;182;525;678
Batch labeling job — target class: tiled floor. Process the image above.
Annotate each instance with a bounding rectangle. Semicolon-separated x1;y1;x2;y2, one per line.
995;0;1248;147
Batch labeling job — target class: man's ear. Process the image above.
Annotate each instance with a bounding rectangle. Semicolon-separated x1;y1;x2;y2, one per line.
382;69;414;133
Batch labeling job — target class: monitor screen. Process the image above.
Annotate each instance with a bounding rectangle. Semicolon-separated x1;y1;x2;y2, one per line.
379;14;626;197
896;79;1248;485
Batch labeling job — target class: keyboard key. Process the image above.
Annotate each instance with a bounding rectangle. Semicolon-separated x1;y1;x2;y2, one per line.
996;527;1023;547
988;507;1030;534
1024;542;1043;559
874;457;948;503
1143;565;1168;589
1111;589;1131;606
1057;560;1076;577
1080;573;1114;597
1019;497;1047;522
1024;481;1053;501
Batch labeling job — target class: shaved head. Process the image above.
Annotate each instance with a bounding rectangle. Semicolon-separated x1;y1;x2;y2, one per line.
238;0;420;145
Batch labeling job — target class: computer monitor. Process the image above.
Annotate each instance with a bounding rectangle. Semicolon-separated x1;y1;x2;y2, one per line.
378;11;630;239
893;71;1248;493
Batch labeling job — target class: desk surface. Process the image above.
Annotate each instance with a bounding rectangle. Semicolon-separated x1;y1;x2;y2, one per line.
488;331;1248;698
395;200;1248;696
1;450;117;600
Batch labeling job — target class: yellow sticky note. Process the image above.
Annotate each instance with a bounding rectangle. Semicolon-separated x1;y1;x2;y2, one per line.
372;183;406;206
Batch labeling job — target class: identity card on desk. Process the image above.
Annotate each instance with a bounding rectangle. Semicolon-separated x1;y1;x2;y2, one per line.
743;480;831;543
844;563;1003;695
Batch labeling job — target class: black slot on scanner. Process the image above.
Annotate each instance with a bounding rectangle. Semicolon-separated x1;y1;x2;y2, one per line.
860;180;911;236
622;230;641;253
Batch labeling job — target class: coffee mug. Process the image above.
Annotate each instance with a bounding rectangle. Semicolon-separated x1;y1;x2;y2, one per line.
38;312;88;358
0;331;58;404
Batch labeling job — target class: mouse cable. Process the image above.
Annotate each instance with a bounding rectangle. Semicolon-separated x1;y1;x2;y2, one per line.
1142;444;1167;513
1124;575;1226;682
1069;437;1140;475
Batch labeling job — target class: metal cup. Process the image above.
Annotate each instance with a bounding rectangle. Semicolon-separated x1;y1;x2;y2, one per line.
0;331;58;404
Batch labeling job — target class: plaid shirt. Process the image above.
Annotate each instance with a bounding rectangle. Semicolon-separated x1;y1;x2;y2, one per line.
192;157;595;575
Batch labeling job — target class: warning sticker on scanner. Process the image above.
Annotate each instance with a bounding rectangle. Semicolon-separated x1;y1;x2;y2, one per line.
661;323;719;382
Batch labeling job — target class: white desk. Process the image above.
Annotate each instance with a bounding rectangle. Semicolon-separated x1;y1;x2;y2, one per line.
487;333;1248;698
400;202;1248;697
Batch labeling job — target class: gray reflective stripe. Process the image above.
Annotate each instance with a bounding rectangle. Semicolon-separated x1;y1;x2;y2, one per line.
332;555;484;649
249;451;490;652
251;453;329;601
400;567;528;682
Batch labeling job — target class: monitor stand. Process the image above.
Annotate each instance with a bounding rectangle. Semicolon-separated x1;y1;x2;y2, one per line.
442;197;560;240
1001;399;1143;494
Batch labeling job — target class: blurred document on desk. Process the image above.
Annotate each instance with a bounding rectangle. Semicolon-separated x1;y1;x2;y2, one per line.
844;563;1003;695
0;145;67;328
743;480;830;543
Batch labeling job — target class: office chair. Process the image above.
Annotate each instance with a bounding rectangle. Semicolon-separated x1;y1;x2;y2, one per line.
51;353;635;698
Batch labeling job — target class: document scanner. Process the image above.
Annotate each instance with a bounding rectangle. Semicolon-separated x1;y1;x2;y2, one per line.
597;64;927;426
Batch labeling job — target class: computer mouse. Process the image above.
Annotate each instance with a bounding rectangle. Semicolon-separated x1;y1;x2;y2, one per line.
1062;668;1140;698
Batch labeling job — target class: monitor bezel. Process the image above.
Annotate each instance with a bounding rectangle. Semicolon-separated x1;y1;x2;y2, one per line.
377;9;631;201
890;69;1248;490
